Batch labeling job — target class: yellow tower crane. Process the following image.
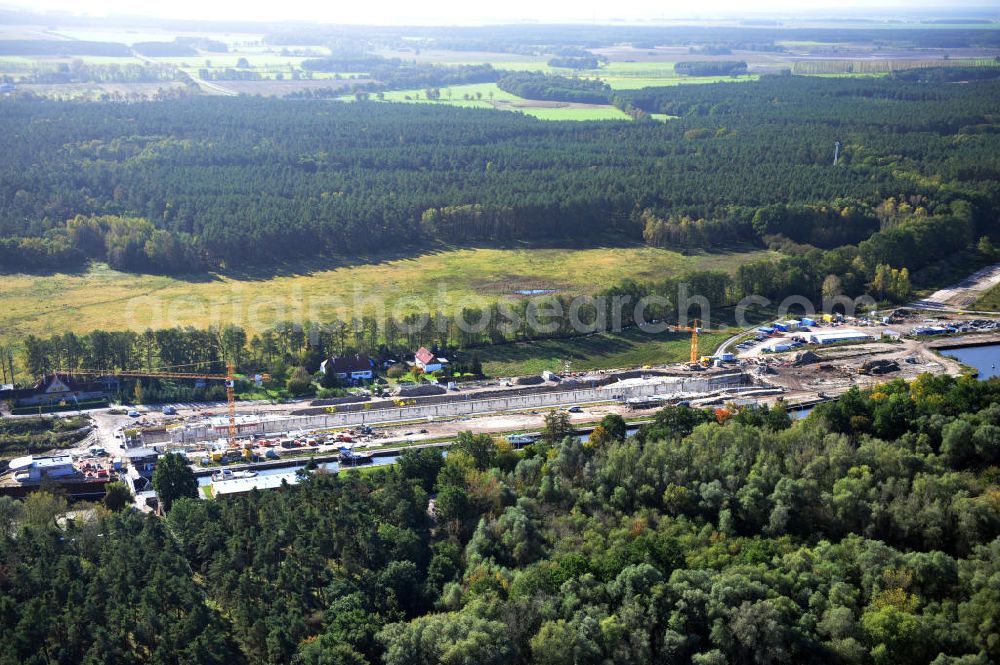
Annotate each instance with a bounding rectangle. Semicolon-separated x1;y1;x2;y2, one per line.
668;319;701;365
56;362;269;449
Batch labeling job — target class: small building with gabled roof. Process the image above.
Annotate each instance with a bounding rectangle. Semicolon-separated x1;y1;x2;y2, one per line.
414;347;447;373
320;354;373;383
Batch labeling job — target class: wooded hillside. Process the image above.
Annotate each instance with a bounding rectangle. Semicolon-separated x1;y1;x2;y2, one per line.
1;75;998;275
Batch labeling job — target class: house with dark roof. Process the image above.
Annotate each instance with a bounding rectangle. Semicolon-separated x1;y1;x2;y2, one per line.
5;374;113;407
414;347;447;373
320;354;373;383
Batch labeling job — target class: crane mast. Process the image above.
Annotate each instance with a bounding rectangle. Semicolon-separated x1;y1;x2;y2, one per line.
226;362;237;450
55;363;268;449
668;319;701;365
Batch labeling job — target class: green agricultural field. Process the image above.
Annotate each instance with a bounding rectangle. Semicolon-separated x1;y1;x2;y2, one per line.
0;56;36;74
0;245;776;344
477;327;732;377
504;105;629;121
370;82;518;104
346;82;631;121
563;62;759;90
598;61;682;76
12;55;148;67
163;52;302;68
375;48;551;70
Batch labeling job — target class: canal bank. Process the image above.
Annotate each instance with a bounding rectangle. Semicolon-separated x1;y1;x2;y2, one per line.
938;343;1000;381
195;424;654;489
196;397;834;493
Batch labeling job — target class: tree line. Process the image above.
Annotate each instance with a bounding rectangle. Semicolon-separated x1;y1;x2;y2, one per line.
14;60;178;85
301;54;500;91
673;60;748;76
496;71;612;104
546;56;601;70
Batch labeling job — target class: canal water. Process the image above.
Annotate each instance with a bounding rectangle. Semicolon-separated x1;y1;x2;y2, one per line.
200;427;644;487
790;406;813;420
941;344;1000;381
198;455;400;487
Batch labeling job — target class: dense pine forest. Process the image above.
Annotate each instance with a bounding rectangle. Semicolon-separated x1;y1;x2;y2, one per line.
1;374;998;664
496;72;612;104
1;75;998;288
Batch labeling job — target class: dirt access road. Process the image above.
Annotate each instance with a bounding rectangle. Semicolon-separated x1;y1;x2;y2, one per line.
910;262;1000;311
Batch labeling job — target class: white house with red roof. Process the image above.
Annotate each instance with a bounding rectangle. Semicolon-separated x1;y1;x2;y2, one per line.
414;347;447;373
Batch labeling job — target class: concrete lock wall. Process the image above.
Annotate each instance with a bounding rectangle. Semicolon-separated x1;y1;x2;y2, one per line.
160;373;746;446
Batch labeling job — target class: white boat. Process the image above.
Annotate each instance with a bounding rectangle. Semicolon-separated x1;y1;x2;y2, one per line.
338;447;372;465
507;434;536;447
212;468;259;482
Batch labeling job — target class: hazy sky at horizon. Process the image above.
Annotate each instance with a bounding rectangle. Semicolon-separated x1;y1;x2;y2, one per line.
5;0;994;26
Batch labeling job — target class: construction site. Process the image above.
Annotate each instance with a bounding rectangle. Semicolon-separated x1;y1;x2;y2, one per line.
3;303;998;506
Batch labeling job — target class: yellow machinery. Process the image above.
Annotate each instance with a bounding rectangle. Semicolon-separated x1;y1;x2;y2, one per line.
669;319;701;365
56;362;269;449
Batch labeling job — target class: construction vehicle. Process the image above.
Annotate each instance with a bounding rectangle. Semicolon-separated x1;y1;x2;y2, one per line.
55;362;269;449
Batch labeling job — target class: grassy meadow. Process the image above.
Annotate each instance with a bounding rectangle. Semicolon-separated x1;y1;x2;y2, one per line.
579;60;759;90
477;327;732;377
342;82;632;121
0;245;776;344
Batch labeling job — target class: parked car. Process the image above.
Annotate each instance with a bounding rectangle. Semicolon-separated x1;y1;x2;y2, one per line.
127;410;140;418
568;406;584;413
162;406;177;415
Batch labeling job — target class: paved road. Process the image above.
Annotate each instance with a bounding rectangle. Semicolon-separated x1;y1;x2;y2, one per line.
132;50;237;96
188;74;238;97
715;324;760;357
